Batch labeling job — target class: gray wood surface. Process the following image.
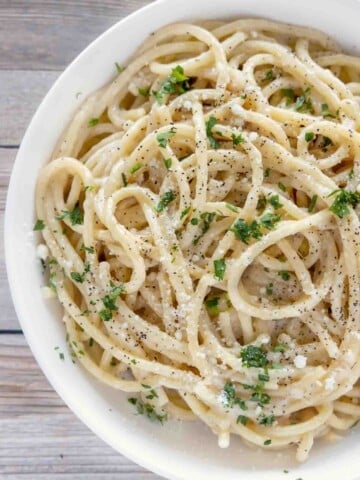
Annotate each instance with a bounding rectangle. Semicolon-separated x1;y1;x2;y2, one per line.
0;0;163;478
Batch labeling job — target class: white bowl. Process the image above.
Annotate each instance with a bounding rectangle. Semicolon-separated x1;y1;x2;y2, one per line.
5;0;360;478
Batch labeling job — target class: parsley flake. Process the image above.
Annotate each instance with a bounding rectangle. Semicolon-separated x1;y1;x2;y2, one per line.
205;116;220;149
329;189;360;218
157;128;176;148
214;258;226;281
55;203;83;226
34;219;45;231
155;190;176;213
88;118;99;127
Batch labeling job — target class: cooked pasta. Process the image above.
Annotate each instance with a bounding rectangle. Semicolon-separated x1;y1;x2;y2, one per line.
35;18;360;461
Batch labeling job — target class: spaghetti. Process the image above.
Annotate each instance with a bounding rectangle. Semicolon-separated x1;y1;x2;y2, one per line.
35;18;360;461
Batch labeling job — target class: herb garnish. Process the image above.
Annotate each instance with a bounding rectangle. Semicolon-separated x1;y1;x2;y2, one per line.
259;414;275;426
163;158;172;170
230;219;262;244
157;128;176;148
329;189;360;218
321;103;336;119
129;163;143;174
205;116;220;149
278;270;290;281
88;118;99;127
34;219;45;231
272;343;287;353
237;415;248;425
138;86;150;97
232;133;245;146
269;195;283;210
155;190;176;213
55;203;83;226
305;131;315;142
308;194;318;213
221;382;247;409
121;173;128;187
214;258;226;281
240;345;269;368
180;206;191;219
70;262;90;284
193;212;217;245
264;439;272;445
99;284;125;321
153;65;191;104
205;297;220;315
115;62;125;74
128;397;167;424
260;213;281;230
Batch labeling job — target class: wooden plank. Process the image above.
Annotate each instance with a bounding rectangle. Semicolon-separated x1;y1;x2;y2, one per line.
0;334;163;479
0;148;20;330
0;0;153;70
0;70;60;146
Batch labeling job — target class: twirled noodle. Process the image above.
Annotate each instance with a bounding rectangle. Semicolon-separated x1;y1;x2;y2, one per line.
35;18;360;462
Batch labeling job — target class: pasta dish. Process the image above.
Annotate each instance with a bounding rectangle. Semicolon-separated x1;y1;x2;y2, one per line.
34;18;360;461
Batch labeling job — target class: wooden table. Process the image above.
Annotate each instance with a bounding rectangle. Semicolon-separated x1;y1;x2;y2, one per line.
0;1;163;478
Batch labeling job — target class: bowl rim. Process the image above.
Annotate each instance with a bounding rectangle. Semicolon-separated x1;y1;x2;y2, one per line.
5;0;360;479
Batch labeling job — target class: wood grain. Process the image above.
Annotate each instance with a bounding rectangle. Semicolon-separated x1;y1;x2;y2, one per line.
0;148;19;330
0;0;152;70
0;335;163;479
0;70;60;146
0;0;165;477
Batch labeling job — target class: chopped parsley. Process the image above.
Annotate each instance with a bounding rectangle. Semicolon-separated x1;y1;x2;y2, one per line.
230;219;262;244
268;194;283;210
305;131;315;142
138;86;150;97
81;244;95;254
129;163;143;174
263;69;274;81
321;136;333;151
155;190;176;213
260;213;281;230
281;88;295;104
157;128;176;148
232;133;245;146
225;202;239;213
240;345;269;368
259;414;275;426
294;88;313;113
237;415;248;425
99;284;125;321
55;202;83;226
205;297;220;315
349;168;355;179
243;383;271;407
278;182;286;192
308;194;318;213
121;172;128;187
192;212;217;245
329;189;360;218
115;62;125;74
264;439;272;445
163;158;172;170
282;88;313;113
128;397;167;424
264;168;270;178
221;382;247;409
153;65;192;104
70;262;90;284
278;270;290;281
88;118;99;127
266;283;273;295
205;116;220;149
321;103;336;118
34;219;45;231
214;258;226;281
180;206;191;219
